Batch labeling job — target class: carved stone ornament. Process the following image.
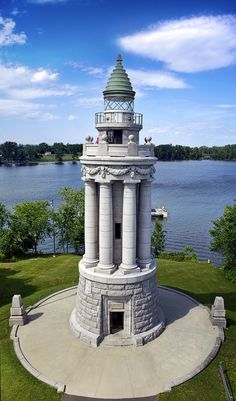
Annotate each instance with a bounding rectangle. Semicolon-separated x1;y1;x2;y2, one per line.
85;135;94;143
144;136;152;145
81;165;156;179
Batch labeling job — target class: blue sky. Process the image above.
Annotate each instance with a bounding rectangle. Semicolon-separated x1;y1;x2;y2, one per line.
0;0;236;146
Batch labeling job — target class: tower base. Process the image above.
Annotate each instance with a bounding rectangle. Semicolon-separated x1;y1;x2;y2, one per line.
69;259;165;347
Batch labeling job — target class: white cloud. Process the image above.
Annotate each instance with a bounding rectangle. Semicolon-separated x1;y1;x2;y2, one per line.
31;69;59;83
216;104;236;108
0;16;27;46
0;64;59;89
0;63;78;96
119;15;236;73
8;87;75;99
0;62;78;120
148;127;170;134
11;8;27;17
11;9;20;16
147;121;224;141
67;61;105;77
27;111;60;121
0;98;39;116
68;114;78;120
75;96;103;107
0;98;59;120
128;69;188;89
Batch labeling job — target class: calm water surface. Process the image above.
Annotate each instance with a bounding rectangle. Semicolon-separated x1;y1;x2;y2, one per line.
0;160;235;265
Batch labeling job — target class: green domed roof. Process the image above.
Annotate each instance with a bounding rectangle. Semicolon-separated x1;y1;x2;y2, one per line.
103;54;135;98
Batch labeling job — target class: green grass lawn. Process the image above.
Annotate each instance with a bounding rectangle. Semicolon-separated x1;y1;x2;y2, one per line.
40;153;79;162
1;256;235;401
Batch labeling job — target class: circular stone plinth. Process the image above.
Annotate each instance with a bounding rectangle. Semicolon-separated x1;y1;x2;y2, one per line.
71;262;164;347
11;286;222;399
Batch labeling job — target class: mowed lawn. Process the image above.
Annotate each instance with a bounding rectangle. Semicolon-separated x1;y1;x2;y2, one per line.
1;255;235;401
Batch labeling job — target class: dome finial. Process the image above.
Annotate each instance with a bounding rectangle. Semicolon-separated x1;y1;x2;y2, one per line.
116;54;123;65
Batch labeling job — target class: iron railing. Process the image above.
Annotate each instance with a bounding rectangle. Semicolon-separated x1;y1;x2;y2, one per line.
95;112;143;126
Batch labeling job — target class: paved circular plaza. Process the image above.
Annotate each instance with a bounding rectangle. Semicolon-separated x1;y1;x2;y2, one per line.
11;286;221;400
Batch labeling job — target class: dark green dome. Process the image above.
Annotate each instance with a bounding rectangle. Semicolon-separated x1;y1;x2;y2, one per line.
103;54;135;98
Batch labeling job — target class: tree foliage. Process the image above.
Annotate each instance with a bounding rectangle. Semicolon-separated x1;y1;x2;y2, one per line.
154;144;236;161
55;187;84;253
0;187;85;259
13;201;51;254
0;141;235;164
151;219;166;257
210;203;236;272
183;246;197;260
0;201;51;258
0;203;9;235
0;142;83;164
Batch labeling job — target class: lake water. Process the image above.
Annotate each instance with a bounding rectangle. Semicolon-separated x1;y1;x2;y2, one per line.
0;160;235;265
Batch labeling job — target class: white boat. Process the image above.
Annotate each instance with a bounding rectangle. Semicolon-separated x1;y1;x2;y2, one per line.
151;206;168;219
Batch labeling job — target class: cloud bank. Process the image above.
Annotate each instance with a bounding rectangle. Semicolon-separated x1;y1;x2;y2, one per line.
128;69;188;89
0;63;78;120
0;16;27;46
119;15;236;73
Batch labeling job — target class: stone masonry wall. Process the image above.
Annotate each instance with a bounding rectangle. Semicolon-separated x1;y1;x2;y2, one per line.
74;272;160;340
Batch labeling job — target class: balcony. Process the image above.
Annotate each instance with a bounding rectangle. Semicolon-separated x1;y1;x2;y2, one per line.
95;112;143;128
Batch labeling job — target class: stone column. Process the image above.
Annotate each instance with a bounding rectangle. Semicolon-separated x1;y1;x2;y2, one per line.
120;181;139;274
137;180;153;268
97;182;115;273
84;180;99;267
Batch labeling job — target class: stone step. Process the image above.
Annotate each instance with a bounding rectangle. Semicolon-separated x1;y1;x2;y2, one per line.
101;333;134;347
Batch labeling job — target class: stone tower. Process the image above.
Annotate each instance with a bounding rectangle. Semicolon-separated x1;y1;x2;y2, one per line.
70;55;165;346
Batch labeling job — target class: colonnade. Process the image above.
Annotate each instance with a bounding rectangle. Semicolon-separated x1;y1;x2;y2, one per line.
83;179;152;273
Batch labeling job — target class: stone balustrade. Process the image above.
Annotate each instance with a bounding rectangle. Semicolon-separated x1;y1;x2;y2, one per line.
83;143;154;157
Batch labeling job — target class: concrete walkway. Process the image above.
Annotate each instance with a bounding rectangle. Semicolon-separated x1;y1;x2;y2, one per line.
11;286;221;399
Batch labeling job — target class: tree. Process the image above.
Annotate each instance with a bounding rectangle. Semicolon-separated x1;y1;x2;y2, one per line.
24;144;41;161
38;142;50;154
183;246;197;260
151;220;165;257
15;144;26;163
0;141;18;162
0;203;9;235
55;187;84;253
210;203;236;271
11;201;51;254
52;142;65;162
0;228;25;259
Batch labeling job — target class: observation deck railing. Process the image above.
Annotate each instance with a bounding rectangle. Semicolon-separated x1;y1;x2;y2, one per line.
95;112;143;127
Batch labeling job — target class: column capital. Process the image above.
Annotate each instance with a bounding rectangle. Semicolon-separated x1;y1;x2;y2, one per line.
141;178;153;184
82;177;94;183
123;179;141;184
98;181;113;186
95;178;114;184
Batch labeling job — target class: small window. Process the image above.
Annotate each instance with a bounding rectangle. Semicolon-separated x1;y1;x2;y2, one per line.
115;223;121;239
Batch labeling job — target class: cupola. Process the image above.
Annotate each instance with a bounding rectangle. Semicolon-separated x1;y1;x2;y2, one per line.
103;54;135;112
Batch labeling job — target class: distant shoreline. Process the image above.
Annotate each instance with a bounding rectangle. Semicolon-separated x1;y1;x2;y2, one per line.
0;159;79;166
0;158;236;167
